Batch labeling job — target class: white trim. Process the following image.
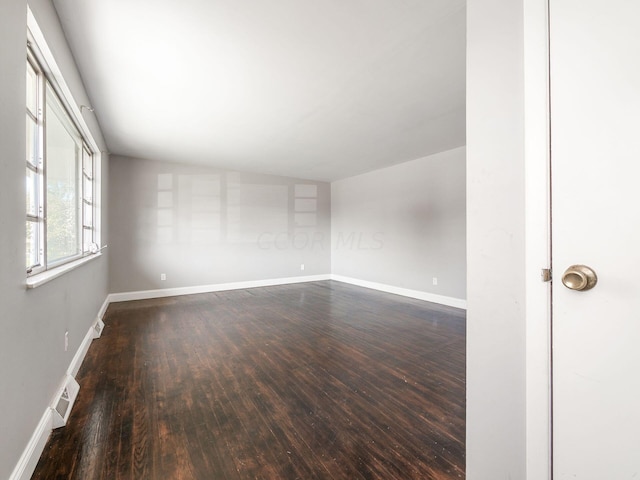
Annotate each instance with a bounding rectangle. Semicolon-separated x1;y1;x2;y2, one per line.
26;7;99;154
26;6;104;271
524;0;553;478
68;308;110;377
8;409;53;480
330;275;467;310
97;296;110;321
26;252;102;289
67;324;95;377
108;274;466;309
108;274;333;303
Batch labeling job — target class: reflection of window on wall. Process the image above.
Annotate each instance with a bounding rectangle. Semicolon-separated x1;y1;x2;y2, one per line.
177;175;221;244
26;44;98;276
294;184;318;229
156;174;174;244
228;182;288;243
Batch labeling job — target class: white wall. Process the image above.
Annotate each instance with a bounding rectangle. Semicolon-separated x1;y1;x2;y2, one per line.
0;1;109;478
466;0;528;477
331;147;466;303
109;156;331;293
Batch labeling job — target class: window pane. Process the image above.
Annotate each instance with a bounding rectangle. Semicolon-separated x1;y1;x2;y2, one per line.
83;174;93;203
26;116;38;167
26;62;38;115
83;201;93;228
82;148;93;178
26;220;39;269
46;87;82;263
26;167;38;216
83;227;93;253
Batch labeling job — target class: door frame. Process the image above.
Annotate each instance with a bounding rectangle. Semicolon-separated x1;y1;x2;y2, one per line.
523;0;553;478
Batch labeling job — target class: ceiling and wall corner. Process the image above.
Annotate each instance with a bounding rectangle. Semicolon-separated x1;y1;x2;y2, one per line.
52;0;466;181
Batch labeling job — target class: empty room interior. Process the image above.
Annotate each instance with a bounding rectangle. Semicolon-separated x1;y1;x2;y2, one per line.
1;0;573;479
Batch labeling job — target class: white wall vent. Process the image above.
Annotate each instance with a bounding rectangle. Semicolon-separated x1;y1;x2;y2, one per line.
51;375;80;429
92;318;105;339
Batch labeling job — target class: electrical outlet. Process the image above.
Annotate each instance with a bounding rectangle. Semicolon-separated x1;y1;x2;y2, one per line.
64;331;69;352
432;277;438;286
160;273;166;281
300;264;305;271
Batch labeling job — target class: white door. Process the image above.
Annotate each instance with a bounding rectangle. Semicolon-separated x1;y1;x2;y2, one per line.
550;1;640;478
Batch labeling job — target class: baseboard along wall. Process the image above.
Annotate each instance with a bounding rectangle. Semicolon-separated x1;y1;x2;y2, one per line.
108;274;333;303
108;274;467;309
330;275;467;310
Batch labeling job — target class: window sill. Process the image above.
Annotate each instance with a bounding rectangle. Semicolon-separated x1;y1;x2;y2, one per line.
26;252;102;289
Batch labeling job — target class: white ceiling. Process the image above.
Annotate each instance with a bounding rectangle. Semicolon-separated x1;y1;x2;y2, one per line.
53;0;466;182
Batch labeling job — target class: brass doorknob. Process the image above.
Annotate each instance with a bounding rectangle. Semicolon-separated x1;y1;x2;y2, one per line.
561;265;598;291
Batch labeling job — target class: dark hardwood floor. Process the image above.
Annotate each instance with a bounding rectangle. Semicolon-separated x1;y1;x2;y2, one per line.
32;281;465;479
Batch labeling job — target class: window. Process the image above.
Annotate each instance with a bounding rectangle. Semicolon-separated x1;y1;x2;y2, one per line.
26;44;98;276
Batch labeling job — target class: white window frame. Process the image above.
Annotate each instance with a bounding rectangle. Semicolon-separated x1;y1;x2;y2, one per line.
26;51;45;275
26;9;102;286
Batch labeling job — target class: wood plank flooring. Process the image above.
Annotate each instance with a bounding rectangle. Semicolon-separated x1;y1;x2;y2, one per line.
32;281;465;479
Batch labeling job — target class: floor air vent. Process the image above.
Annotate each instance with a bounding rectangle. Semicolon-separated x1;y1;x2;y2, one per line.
92;319;105;339
51;375;80;429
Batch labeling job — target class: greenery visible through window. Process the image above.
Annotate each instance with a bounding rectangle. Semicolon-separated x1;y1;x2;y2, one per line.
26;45;97;275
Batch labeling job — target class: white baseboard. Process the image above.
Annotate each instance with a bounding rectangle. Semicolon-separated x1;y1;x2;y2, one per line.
67;323;96;377
108;273;465;309
9;300;109;480
108;274;332;303
97;296;110;322
8;409;53;480
330;274;467;309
